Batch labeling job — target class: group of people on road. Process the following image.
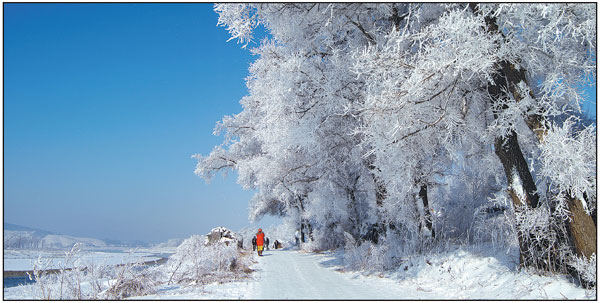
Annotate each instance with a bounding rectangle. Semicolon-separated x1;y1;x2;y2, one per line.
251;229;282;256
252;228;267;256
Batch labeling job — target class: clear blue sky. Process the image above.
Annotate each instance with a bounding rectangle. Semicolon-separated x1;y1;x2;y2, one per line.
3;4;596;244
4;3;278;243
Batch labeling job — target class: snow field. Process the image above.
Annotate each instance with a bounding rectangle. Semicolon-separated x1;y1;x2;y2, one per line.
4;249;165;271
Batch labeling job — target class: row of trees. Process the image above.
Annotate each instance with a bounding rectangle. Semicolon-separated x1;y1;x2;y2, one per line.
195;3;596;286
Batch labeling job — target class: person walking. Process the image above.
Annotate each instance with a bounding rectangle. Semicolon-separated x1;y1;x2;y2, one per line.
252;235;257;251
265;237;270;250
256;228;265;256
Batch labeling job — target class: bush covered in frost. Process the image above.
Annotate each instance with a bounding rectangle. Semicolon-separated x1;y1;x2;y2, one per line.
570;253;597;287
161;234;252;285
21;244;158;300
20;230;253;300
343;232;406;272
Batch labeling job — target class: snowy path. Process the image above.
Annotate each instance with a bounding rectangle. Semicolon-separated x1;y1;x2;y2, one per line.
246;249;415;300
135;247;592;300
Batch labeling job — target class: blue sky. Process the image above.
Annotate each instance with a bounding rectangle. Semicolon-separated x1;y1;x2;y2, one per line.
4;3;278;243
3;4;596;244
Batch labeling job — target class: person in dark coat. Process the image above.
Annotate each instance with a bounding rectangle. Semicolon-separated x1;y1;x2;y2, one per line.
265;237;270;250
252;235;257;251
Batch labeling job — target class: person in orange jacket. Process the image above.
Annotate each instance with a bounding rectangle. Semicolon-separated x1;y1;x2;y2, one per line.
256;228;265;256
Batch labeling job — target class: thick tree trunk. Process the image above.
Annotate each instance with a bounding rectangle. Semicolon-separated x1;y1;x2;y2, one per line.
493;130;542;267
493;131;540;209
418;184;435;238
364;158;389;243
566;194;597;259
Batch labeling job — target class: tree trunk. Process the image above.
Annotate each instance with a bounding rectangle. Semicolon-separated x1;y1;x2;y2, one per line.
478;5;543;267
364;157;389;242
300;222;306;243
365;158;387;207
347;176;363;240
493;131;540;209
418;184;435;238
566;194;597;259
297;197;308;243
493;130;543;267
374;175;387;207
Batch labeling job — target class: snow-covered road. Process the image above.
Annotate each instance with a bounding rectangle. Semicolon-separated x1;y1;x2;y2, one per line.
136;247;592;300
140;249;418;300
250;249;412;300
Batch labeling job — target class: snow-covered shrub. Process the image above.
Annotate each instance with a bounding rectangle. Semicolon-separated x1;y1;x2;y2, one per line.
163;234;251;285
29;255;55;299
472;191;518;249
26;244;158;300
103;259;158;299
513;204;574;275
343;232;369;270
570;253;596;287
265;220;298;248
342;232;405;272
538;118;596;217
27;243;89;300
307;223;346;252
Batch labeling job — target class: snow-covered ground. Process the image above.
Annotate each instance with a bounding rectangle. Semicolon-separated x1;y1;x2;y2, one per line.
133;246;594;300
3;247;174;271
3;236;592;300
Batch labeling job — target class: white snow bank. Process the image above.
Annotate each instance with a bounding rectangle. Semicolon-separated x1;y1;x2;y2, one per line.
382;245;593;300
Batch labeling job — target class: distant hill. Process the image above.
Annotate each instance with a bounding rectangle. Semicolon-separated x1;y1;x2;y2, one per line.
153;238;184;248
4;223;53;235
3;223;147;249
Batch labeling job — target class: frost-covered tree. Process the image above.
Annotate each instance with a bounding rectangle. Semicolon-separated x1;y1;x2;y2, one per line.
196;3;596;285
198;3;407;248
471;4;596;279
353;2;595;281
